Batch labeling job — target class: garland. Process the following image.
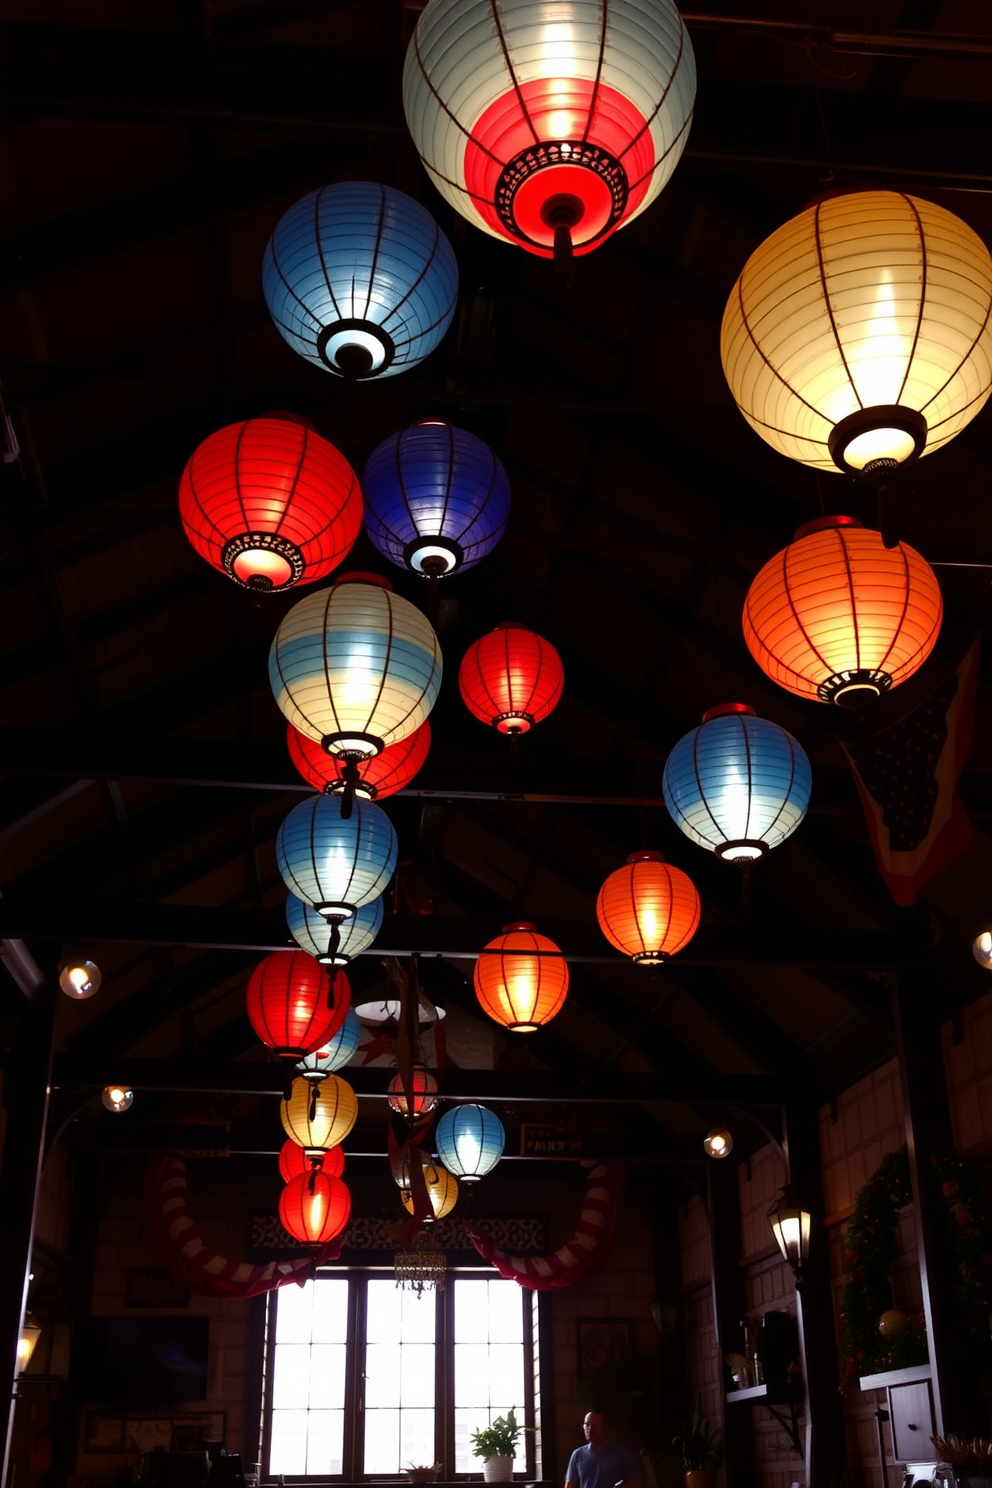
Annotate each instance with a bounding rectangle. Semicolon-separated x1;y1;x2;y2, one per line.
840;1149;992;1386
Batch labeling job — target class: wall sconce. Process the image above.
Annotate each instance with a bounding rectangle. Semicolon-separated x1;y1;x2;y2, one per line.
768;1186;811;1283
102;1085;134;1113
17;1314;41;1373
703;1126;733;1159
58;956;102;999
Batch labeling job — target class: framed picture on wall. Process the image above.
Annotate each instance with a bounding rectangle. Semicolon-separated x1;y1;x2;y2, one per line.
576;1317;634;1377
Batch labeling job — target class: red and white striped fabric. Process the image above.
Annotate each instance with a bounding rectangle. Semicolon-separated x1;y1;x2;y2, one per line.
147;1154;342;1299
466;1160;622;1290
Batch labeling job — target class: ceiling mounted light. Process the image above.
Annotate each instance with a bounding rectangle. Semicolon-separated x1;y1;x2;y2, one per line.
352;989;446;1025
595;851;700;963
281;1074;358;1155
287;719;431;804
399;1156;459;1221
102;1085;134;1114
404;0;696;268
286;893;384;967
474;922;568;1032
245;951;348;1059
459;623;564;735
435;1103;505;1183
973;931;992;970
178;417;363;592
387;1064;440;1117
703;1127;733;1159
721;189;992;475
295;1010;363;1082
263;181;458;381
743;516;942;708
362;420;511;580
278;1139;345;1183
279;1171;352;1246
58;956;101;1000
276;796;398;949
663;705;812;862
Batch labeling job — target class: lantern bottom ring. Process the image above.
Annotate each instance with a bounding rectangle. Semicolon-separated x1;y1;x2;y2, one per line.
496;141;628;250
817;668;892;708
316;950;351;967
316;319;396;379
321;731;385;759
324;779;376;802
404;535;464;576
315;902;356;920
493;711;534;735
715;839;767;864
631;950;670;965
221;531;305;590
827;405;927;475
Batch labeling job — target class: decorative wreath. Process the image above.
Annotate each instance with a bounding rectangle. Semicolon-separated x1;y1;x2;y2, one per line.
840;1148;992;1386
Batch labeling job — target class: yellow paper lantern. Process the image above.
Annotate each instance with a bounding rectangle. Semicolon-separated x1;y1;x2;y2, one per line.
721;190;992;474
400;1156;459;1221
280;1074;357;1155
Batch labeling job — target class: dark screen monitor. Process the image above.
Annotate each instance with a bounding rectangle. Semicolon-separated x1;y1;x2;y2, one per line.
72;1316;210;1404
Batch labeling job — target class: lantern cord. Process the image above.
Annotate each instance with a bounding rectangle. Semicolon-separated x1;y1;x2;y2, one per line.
339;759;360;820
541;195;581;288
427;570;440;626
877;479;899;550
741;869;753;917
307;1166;318;1196
309;1080;322;1121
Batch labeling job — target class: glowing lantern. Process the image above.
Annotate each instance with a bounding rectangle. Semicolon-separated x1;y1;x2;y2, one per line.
403;0;696;264
278;1139;345;1183
279;1171;352;1245
387;1064;439;1117
474;922;568;1031
286;894;384;967
435;1103;505;1182
459;623;564;734
281;1074;358;1155
178;418;362;592
276;796;397;934
246;951;349;1057
595;851;700;963
400;1156;459;1220
263;181;458;380
362;421;511;578
721;189;992;475
663;705;812;862
295;1010;363;1081
703;1127;733;1159
287;719;431;802
743;516;942;708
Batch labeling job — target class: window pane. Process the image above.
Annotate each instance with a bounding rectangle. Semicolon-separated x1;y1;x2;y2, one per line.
275;1283;316;1343
453;1279;489;1342
366;1280;401;1343
364;1408;399;1473
400;1408;436;1467
270;1409;309;1476
453;1279;530;1475
454;1344;491;1405
365;1342;401;1407
272;1344;312;1409
488;1282;524;1343
268;1280;349;1478
488;1344;525;1405
400;1344;436;1407
363;1281;437;1473
399;1287;436;1343
305;1411;344;1475
308;1344;346;1408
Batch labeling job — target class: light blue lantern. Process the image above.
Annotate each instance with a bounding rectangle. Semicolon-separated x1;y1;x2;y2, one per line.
362;421;511;578
662;704;812;863
262;181;459;381
435;1103;505;1184
276;795;398;928
286;893;384;966
296;1009;362;1079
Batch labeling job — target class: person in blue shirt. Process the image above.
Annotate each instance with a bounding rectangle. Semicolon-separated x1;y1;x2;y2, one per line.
564;1411;644;1488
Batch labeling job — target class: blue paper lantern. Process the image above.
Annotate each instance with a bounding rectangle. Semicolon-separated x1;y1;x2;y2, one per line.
286;893;384;966
435;1103;505;1183
296;1009;363;1079
362;421;511;578
262;181;459;381
662;704;812;863
276;795;398;920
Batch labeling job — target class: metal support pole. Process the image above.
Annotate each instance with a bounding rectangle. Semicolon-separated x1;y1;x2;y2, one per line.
706;1159;757;1488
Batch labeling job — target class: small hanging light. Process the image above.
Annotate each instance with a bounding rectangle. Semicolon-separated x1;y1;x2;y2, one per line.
278;1139;345;1183
459;623;564;735
17;1315;42;1373
276;796;398;959
58;956;101;1000
263;181;458;381
178;418;363;592
387;1064;439;1117
286;894;384;967
703;1127;733;1160
403;0;696;268
246;951;349;1056
435;1103;505;1183
474;922;568;1031
721;189;992;475
596;852;700;963
281;1074;358;1155
102;1085;134;1114
973;931;992;970
743;516;942;708
295;1010;363;1081
279;1171;352;1246
362;421;511;580
768;1186;811;1284
663;705;812;862
287;719;431;804
400;1156;459;1221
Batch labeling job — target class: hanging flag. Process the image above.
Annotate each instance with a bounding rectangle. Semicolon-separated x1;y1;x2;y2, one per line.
839;638;980;906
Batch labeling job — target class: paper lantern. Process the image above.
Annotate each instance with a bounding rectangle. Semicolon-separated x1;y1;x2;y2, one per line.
295;1010;363;1081
459;623;564;734
246;951;349;1057
270;574;442;770
596;851;700;963
287;719;431;802
362;421;511;578
743;516;942;707
435;1103;505;1182
286;893;384;966
276;795;398;921
263;181;458;380
721;189;992;474
387;1064;439;1117
400;1156;459;1220
474;921;568;1031
279;1171;351;1245
178;418;362;591
403;0;696;262
663;705;812;862
280;1074;358;1154
278;1138;345;1183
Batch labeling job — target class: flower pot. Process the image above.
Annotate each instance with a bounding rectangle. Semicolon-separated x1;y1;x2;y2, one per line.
685;1471;717;1488
483;1456;514;1482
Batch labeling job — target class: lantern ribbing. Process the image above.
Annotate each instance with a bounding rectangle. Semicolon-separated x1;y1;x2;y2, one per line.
459;623;564;734
279;1171;351;1245
595;851;700;963
245;951;349;1058
474;922;568;1031
281;1074;358;1155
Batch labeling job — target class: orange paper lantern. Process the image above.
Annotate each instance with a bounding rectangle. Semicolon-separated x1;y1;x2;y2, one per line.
474;921;568;1032
596;851;700;963
279;1171;351;1245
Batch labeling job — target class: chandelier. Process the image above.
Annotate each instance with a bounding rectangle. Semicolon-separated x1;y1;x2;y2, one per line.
395;1231;447;1295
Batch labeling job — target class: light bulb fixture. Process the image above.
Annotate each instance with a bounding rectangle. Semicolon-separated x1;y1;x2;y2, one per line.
58;956;102;1000
17;1314;41;1373
703;1127;733;1160
767;1185;811;1283
973;931;992;970
102;1085;134;1114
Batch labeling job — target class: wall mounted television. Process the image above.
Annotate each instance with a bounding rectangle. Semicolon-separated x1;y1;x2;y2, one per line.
71;1316;209;1405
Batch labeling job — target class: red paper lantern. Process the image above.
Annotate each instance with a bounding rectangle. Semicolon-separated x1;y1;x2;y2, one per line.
178;417;363;592
246;951;351;1058
474;922;568;1032
287;718;431;800
279;1171;351;1245
459;623;564;734
278;1139;345;1184
596;851;700;963
386;1064;439;1117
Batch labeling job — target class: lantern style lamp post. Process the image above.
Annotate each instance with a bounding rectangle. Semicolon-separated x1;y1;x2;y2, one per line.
768;1186;811;1285
16;1315;41;1374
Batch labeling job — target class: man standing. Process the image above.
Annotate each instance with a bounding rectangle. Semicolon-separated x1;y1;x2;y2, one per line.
564;1411;644;1488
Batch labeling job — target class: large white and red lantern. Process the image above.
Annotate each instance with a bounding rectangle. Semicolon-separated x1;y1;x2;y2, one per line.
403;0;696;263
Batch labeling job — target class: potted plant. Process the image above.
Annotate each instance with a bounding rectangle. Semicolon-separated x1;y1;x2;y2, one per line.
673;1403;720;1488
470;1410;529;1483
